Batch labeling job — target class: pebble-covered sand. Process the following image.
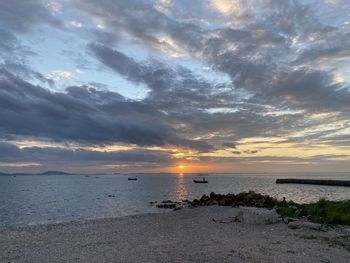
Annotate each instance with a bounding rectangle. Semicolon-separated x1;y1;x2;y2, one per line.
1;206;349;263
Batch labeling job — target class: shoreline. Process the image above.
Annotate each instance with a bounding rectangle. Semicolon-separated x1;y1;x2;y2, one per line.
1;206;349;262
0;210;172;229
0;211;171;232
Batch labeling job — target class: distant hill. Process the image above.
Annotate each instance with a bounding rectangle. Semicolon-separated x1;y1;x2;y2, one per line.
39;171;72;175
0;171;74;176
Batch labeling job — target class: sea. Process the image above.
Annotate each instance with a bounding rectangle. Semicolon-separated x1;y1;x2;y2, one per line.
1;172;349;226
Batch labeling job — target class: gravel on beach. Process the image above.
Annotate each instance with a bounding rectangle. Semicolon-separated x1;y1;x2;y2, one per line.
1;206;349;263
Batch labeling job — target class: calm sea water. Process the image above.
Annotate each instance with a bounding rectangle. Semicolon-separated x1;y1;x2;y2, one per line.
1;173;349;226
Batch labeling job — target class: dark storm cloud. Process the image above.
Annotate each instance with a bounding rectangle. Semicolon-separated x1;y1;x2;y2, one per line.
2;60;54;86
74;0;206;54
223;142;236;149
0;0;61;33
293;31;350;64
250;69;350;113
78;0;350;116
89;43;220;110
199;154;349;165
88;44;146;84
89;43;322;146
0;142;173;165
0;69;212;151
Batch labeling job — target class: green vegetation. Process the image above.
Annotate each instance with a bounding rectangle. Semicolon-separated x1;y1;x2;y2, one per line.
275;199;350;225
306;199;350;225
275;200;307;218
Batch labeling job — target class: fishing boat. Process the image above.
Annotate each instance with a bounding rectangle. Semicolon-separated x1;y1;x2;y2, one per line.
128;177;137;181
193;176;208;183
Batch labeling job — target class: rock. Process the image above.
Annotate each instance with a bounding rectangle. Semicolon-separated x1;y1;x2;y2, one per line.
173;206;182;211
191;199;200;206
107;194;115;197
209;192;219;200
288;221;323;230
218;196;232;206
199;194;210;204
157;203;177;209
236;207;281;224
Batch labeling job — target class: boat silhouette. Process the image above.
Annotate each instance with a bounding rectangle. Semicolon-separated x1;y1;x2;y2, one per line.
193;176;208;183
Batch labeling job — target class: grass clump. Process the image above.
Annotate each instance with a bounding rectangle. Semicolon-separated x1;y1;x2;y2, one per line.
306;199;350;225
275;198;350;225
275;200;306;218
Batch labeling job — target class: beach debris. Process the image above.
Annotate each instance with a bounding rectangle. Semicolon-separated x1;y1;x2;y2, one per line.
281;217;298;224
212;217;241;223
288;221;324;231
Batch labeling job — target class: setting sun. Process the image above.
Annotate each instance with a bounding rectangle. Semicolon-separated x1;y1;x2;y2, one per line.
178;165;184;169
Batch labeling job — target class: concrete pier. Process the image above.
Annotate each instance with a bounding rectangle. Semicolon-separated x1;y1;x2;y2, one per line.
276;178;350;187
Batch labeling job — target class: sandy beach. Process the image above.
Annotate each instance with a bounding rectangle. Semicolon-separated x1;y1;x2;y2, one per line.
1;206;349;263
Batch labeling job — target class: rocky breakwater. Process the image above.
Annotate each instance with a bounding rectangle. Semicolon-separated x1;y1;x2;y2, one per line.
154;191;281;211
191;191;279;208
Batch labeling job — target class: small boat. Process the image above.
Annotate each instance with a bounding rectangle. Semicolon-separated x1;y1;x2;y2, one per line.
128;177;137;181
193;177;208;183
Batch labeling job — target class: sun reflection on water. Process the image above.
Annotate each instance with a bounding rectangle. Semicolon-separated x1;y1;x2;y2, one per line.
175;173;188;200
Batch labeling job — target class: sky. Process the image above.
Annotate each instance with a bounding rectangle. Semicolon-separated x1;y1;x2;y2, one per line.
1;0;350;174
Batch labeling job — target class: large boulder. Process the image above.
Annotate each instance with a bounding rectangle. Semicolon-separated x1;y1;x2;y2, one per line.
236;207;281;224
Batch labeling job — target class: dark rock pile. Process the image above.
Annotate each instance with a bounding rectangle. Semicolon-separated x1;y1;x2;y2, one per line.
155;191;281;210
190;191;279;208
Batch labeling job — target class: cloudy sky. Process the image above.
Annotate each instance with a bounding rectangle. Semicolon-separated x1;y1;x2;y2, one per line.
1;0;350;173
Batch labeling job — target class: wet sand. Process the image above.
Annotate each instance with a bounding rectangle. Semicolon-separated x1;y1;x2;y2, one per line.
1;206;349;263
